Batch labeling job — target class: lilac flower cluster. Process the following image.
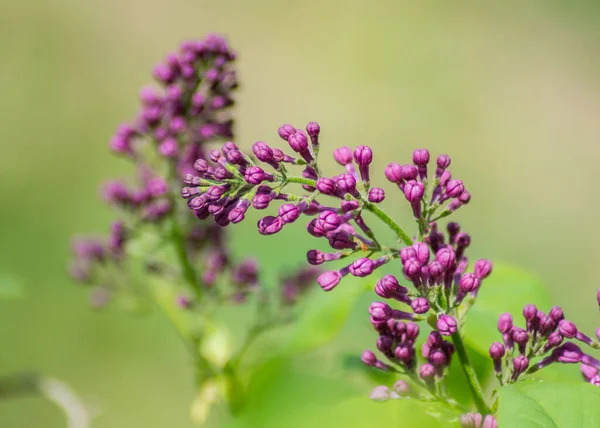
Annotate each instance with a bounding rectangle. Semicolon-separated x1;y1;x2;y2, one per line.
490;295;600;385
69;36;317;312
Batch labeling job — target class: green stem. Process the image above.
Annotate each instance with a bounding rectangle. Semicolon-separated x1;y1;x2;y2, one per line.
169;213;201;299
364;202;413;246
285;176;317;187
451;331;491;415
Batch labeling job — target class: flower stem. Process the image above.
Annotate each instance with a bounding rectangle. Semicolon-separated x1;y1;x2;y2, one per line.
451;330;491;415
169;213;201;299
284;175;317;187
364;202;413;246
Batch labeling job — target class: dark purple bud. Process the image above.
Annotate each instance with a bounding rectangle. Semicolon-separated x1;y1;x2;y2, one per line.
368;187;385;203
429;349;447;368
316;178;337;195
413;243;430;265
400;246;417;263
375;275;408;299
403;181;424;204
350;258;375;277
552;342;583;364
278;204;301;224
306;250;325;266
318;270;343;291
245;166;267;185
512;328;529;348
194;159;209;173
419;363;436;381
272;148;285;162
341;200;360;212
401;164;418;180
288;131;309;153
394;345;413;366
545;331;563;350
257;216;283;235
523;304;538;322
437;315;457;336
361;350;378;366
459;273;481;293
406;322;420;340
318;211;342;232
354;145;373;167
333;146;353;165
206;185;227;201
208;149;222;163
436;247;456;270
384;163;403;183
549;306;564;322
412;149;430;166
228;200;250;224
539;315;556;336
446;179;465;198
253;193;272;210
306;121;320;138
489;342;505;373
437;155;451;170
427;261;444;279
474;259;493;279
278;124;296;141
403;258;422;279
411;298;430;314
498;313;513;334
558;319;577;338
513;355;529;377
336;174;358;195
370;302;393;321
307;219;327;238
213;166;234;180
376;335;393;354
252;141;274;162
226;149;245;166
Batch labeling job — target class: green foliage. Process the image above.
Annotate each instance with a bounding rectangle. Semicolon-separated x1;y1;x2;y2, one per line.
464;264;552;356
0;273;25;299
497;380;600;427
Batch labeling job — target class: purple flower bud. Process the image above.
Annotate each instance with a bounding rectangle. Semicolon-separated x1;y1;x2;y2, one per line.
545;331;563;350
206;185;227;201
368;187;385;203
278;124;296;141
558;320;577;338
581;364;599;381
400;246;417;263
403;258;422;279
498;313;513;334
278;204;301;224
549;306;564;322
307;219;327;238
459;273;481;293
412;149;430;166
350;258;375;277
253;193;272;210
419;363;436;380
385;163;403;183
317;270;342;291
474;259;493;279
401;164;418;181
245;166;267;185
489;342;505;373
288;131;309;153
306;250;326;266
437;315;457;336
411;298;429;314
252;141;274;162
361;350;378;366
512;327;529;348
552;342;583;364
257;216;283;235
316;178;337;195
429;349;447;368
354;145;373;167
333;146;353;165
437;155;451;170
403;181;424;204
483;415;498;428
306;121;320;138
436;247;457;270
539;315;556;336
376;335;393;354
375;275;408;299
427;260;444;279
459;413;477;428
370;302;393;321
194;159;209;173
393;380;411;397
406;322;420;340
523;304;538;322
229;200;250;224
413;242;430;265
445;179;465;198
336;174;358;195
513;355;529;377
318;211;342;232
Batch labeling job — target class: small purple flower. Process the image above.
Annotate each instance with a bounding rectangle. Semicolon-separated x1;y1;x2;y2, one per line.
497;313;513;334
412;149;430;167
317;270;342;291
489;342;505;373
306;121;320;140
333;146;353;165
278;204;301;224
361;350;378;366
549;306;564;322
307;250;325;265
523;304;538;322
403;180;424;204
419;363;436;381
436;247;457;270
459;273;481;293
370;302;393;321
176;295;192;309
411;297;429;314
393;380;411;397
512;355;529;379
252;193;272;210
245;166;267;185
581;364;599;382
401;164;418;181
403;258;421;279
316;178;337;195
437;315;457;336
288;131;309;153
318;210;342;232
278;124;296;141
354;145;373;182
336;174;358;196
437;154;451;170
350;258;375;277
558;319;577;338
474;259;493;279
368;187;385;203
445;179;465;198
552;342;583;364
413;242;430;265
252;141;274;162
384;163;403;183
512;328;529;352
257;215;283;235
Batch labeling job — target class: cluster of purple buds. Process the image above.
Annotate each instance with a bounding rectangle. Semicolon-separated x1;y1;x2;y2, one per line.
490;294;600;385
385;149;470;222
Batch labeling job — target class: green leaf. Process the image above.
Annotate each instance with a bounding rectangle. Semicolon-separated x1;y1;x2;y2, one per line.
283;277;369;355
497;380;600;427
464;264;552;356
0;273;25;299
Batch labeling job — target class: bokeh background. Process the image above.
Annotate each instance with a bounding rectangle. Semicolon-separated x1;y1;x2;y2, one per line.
2;0;600;426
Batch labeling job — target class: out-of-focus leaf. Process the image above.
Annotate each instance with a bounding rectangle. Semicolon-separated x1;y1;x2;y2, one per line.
283;277;370;355
0;273;25;299
497;380;600;427
190;379;220;426
464;264;552;356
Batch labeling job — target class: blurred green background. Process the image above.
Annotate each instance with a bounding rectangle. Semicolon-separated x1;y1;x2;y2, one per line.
2;0;600;426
